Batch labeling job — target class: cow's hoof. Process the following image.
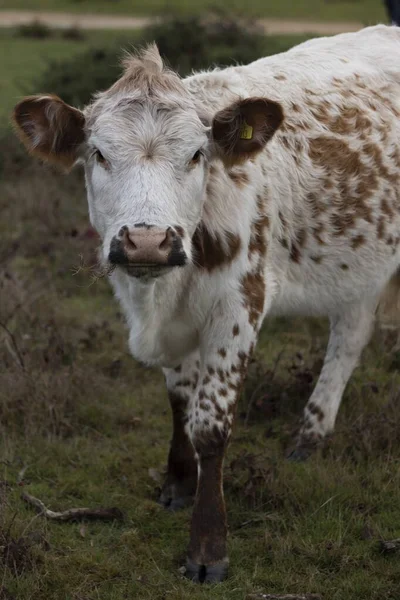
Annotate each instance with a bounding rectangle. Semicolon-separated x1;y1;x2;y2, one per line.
158;480;196;511
184;558;229;583
287;434;325;462
287;446;312;462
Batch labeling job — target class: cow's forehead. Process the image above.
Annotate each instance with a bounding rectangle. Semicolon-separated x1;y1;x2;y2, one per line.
85;95;207;150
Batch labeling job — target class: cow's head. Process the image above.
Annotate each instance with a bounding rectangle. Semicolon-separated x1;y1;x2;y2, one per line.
13;44;283;280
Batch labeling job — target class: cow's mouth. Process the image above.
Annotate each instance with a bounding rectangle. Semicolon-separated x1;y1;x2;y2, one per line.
123;264;174;279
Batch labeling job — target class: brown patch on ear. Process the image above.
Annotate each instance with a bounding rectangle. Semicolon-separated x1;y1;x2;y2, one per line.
212;97;284;165
12;95;85;169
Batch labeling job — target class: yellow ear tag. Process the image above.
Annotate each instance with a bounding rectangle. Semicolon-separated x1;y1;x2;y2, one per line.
240;121;253;140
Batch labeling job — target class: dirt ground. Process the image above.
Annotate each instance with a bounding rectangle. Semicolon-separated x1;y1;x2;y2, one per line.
0;10;364;34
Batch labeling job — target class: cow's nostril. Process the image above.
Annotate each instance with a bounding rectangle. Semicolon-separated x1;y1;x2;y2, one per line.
126;231;138;249
159;228;173;251
118;225;128;238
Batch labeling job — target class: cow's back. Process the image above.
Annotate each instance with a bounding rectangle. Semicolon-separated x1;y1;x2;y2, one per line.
185;26;400;113
186;26;400;317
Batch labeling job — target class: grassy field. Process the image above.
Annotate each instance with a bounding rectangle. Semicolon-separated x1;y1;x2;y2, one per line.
0;0;388;23
1;28;400;600
0;28;136;124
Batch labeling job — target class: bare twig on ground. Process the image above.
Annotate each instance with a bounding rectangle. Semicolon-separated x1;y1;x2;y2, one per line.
21;492;124;522
0;321;25;369
380;538;400;554
17;464;28;485
246;595;322;600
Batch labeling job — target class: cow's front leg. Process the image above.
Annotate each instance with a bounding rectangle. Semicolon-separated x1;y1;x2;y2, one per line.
185;316;256;583
159;354;199;510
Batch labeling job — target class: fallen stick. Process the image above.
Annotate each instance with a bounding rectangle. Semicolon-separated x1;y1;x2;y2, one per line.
247;595;322;600
21;492;123;522
379;538;400;554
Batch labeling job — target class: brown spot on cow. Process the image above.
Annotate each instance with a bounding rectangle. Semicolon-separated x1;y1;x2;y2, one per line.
228;169;249;187
289;228;307;263
330;212;356;236
289;243;301;263
312;223;326;245
207;366;215;376
307;192;323;218
241;271;265;329
381;198;395;218
340;263;349;270
202;375;211;386
274;74;287;81
363;142;399;186
248;195;270;258
232;324;240;337
176;379;192;387
217;368;226;383
351;234;365;249
307;401;325;422
309;136;379;231
218;388;228;397
199;401;210;412
218;348;227;359
377;216;386;240
192;224;241;272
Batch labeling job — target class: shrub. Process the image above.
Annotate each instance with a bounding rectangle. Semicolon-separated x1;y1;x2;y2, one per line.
33;47;124;107
60;25;86;41
144;13;267;75
15;20;53;39
32;13;289;107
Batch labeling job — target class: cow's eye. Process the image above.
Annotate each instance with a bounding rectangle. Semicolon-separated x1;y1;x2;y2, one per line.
190;150;203;165
94;149;106;165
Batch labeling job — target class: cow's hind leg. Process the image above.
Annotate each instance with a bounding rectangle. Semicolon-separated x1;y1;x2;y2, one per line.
289;302;376;461
159;354;199;511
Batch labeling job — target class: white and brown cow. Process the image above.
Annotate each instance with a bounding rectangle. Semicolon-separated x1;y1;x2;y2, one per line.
13;25;400;582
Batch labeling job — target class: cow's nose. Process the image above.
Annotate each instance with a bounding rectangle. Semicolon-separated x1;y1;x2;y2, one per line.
111;224;186;267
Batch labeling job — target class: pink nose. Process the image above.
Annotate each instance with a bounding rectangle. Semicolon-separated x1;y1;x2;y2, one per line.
120;225;175;265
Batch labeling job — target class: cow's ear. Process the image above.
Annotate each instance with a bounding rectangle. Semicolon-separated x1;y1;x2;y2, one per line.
212;97;284;165
12;95;85;170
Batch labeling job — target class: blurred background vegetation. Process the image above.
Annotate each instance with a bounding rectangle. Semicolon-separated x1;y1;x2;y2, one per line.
1;3;399;600
0;0;388;20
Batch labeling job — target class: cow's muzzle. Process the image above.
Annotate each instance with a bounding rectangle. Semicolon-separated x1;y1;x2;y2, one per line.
108;224;187;278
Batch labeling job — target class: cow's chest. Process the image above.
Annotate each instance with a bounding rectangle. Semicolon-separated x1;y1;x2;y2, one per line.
128;309;199;368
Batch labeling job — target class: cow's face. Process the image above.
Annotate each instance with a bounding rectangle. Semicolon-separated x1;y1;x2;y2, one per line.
13;45;283;280
83;95;210;278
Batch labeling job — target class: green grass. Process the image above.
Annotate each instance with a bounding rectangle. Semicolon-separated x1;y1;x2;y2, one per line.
0;0;389;22
0;28;136;124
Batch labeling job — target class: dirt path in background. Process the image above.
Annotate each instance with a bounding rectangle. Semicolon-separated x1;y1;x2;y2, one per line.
0;10;364;35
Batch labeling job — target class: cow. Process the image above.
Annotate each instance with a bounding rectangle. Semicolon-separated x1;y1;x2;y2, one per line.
12;25;400;583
